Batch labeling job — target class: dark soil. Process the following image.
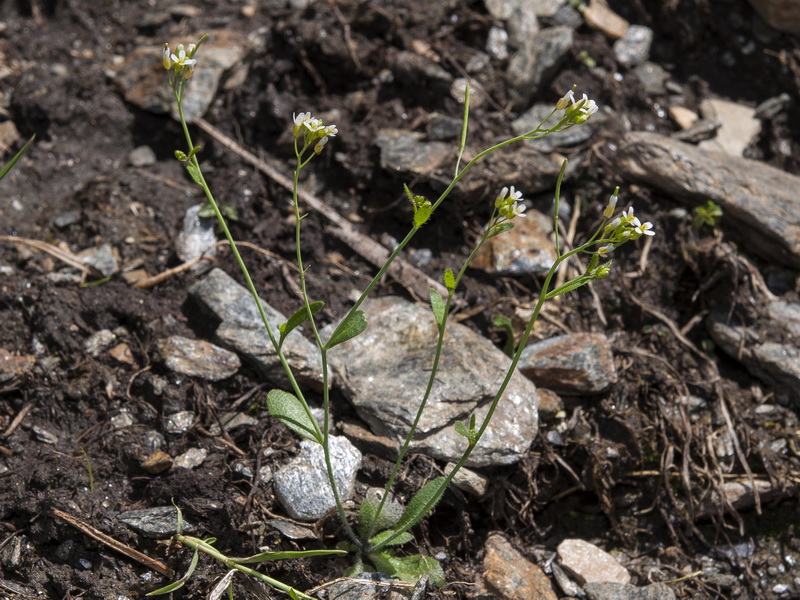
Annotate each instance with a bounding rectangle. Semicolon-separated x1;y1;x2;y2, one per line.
1;1;800;599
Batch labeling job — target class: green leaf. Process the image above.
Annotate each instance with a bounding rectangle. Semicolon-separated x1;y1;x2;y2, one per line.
392;476;447;536
544;275;593;299
0;134;34;182
366;550;445;587
429;290;445;326
443;269;455;292
266;390;320;443
413;204;432;227
358;492;404;536
185;163;204;186
187;145;202;160
146;543;201;595
487;221;515;239
403;183;415;204
229;549;347;564
278;301;324;347
325;310;367;349
454;421;470;439
368;529;413;547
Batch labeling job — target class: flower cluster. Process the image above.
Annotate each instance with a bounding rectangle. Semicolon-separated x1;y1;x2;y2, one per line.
163;43;198;79
602;202;655;249
292;112;338;153
494;186;526;220
556;86;599;124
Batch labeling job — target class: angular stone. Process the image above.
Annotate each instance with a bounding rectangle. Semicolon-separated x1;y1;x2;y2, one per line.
117;506;194;538
633;62;668;96
584;0;629;39
557;539;631;585
445;463;489;497
325;297;539;467
697;478;778;517
175;204;218;269
273;436;362;521
155;335;240;381
519;333;616;394
613;25;653;68
507;27;573;110
483;533;558;600
472;208;557;276
173;447;207;469
323;573;420;600
667;106;698;130
80;243;119;277
615;132;800;268
698;99;760;157
584;582;676;600
129;145;156;167
374;129;452;184
188;268;325;390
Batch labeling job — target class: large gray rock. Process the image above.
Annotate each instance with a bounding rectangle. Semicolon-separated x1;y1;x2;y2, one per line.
188;268;325;390
325;296;539;467
615;132;800;268
154;335;240;381
584;582;676;600
273;436;362;521
507;27;573;110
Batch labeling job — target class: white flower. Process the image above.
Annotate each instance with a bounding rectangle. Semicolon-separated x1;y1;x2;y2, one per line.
603;189;618;219
512;202;526;217
323;124;338;137
508;186;523;202
162;44;172;70
597;244;614;257
635;221;655;236
568;93;598;124
621;207;636;224
556;87;575;111
303;117;324;132
293;112;311;126
498;186;509;200
170;44;197;69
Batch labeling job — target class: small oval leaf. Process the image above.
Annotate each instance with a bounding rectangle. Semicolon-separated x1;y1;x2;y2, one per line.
279;301;324;347
266;390;320;443
429;289;445;326
325;310;367;349
443;269;455;292
392;476;447;536
413;204;432;227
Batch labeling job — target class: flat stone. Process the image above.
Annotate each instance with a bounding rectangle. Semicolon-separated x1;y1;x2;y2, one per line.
698;99;760;157
139;450;173;474
426;113;463;141
117;506;194;538
273;436;362;521
80;243;119;277
173;447;208;469
445;463;489;497
175;204;217;271
374;129;453;184
188;268;325;390
0;120;20;155
323;573;420;600
472;208;557;276
745;0;800;34
633;61;668;95
557;539;631;585
0;348;36;383
482;533;558;600
391;50;453;95
536;388;564;420
267;519;318;540
84;329;118;357
584;582;676;600
615;132;800;268
325;296;539;467
697;478;777;517
667;106;698;130
507;26;573;110
531;0;567;18
519;333;616;394
583;0;629;39
512;103;603;151
613;25;653;68
129;145;156;167
155;335;240;381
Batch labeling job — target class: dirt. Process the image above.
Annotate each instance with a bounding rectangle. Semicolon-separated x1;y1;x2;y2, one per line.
1;0;800;599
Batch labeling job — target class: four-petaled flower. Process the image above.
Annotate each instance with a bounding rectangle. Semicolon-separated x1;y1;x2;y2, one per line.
170;44;197;70
635;221;655;236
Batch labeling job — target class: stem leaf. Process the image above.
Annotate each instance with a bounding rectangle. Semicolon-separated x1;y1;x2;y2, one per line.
368;529;413;548
185;162;204;186
443;269;455;292
429;289;446;326
278;301;324;347
229;549;347;564
392;476;447;536
544;275;593;299
413;204;432;227
266;389;320;443
325;310;367;349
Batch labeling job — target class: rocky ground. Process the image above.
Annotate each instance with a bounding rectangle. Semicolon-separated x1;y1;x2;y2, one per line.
1;0;800;599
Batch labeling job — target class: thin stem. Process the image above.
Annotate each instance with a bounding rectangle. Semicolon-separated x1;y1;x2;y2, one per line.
553;159;567;258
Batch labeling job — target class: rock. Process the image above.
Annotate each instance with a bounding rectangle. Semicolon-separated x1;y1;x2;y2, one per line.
472;208;557;276
745;0;800;34
445;463;489;497
0;348;36;383
209;411;258;434
325;296;539;467
671;118;720;144
511;103;603;151
323;573;422;600
551;4;583;28
139;450;172;474
613;25;653;68
175;203;217;271
486;26;509;60
173;447;207;469
615;132;800;268
507;26;573;110
482;533;558;600
164;411;195;434
273;436;362;521
374;129;453;185
0;120;20;155
188;268;325;390
557;539;631;585
698;99;760;157
109;411;134;430
667;106;698;130
519;333;616;394
536;388;564;420
633;62;668;95
84;329;118;357
426;113;463;141
583;0;629;39
531;0;567;18
267;519;318;540
155;336;240;381
584;582;676;600
697;478;778;517
80;243;119;277
129;145;156;167
53;210;81;228
108;342;135;365
706;301;800;402
391;50;453;95
117;506;194;538
451;77;487;108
